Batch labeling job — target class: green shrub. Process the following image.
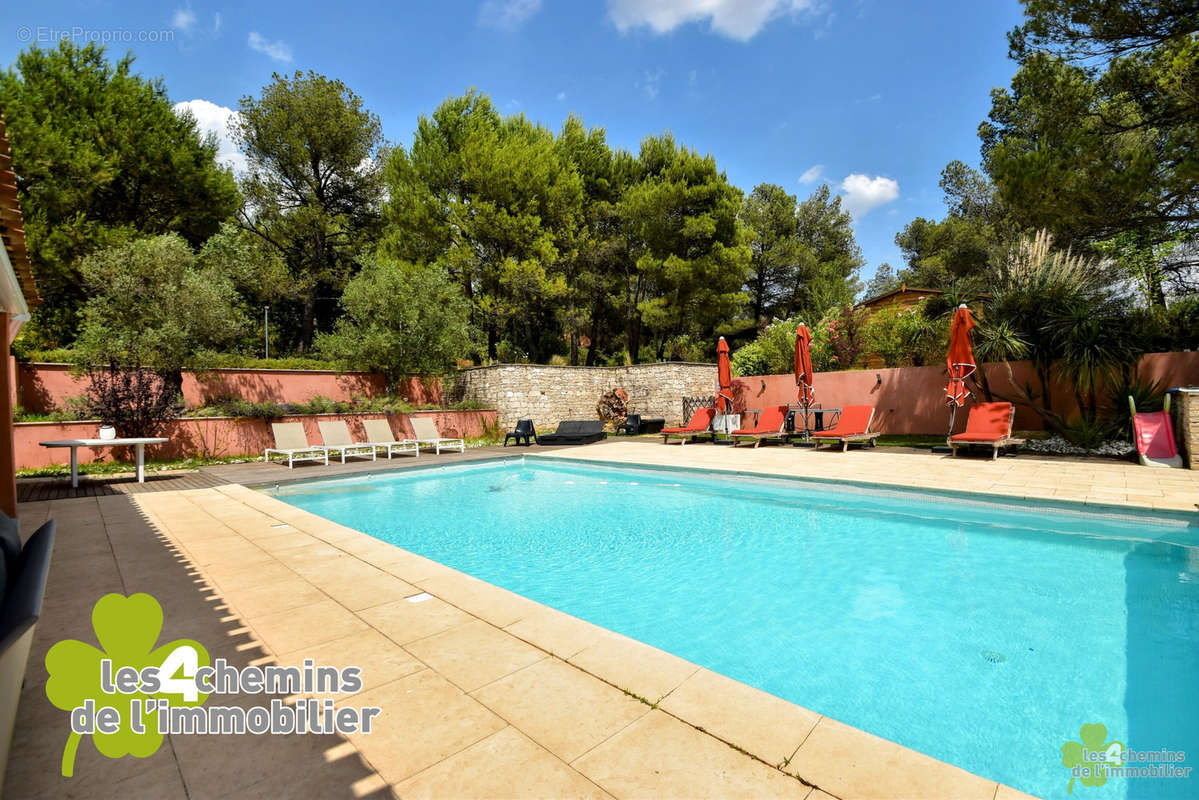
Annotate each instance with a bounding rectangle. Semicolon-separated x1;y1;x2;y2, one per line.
861;301;945;367
731;318;800;376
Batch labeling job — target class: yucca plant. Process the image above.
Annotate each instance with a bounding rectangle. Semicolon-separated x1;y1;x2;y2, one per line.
981;229;1134;434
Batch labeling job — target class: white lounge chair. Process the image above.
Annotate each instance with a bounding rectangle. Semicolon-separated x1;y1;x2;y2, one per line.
265;422;328;468
362;418;419;459
407;417;465;454
316;420;378;464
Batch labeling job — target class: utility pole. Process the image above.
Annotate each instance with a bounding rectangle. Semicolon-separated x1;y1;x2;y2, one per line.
264;306;270;360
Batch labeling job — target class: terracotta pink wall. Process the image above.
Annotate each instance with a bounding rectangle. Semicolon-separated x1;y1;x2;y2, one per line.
14;410;496;470
16;363;446;411
738;351;1199;435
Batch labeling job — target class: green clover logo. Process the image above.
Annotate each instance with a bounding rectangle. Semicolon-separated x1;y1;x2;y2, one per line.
1061;723;1125;793
44;593;210;777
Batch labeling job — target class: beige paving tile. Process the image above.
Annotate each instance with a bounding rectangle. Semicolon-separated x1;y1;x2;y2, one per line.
404;618;547;692
197;558;299;592
788;716;997;800
375;548;462;583
572;710;808;799
274;628;426;698
359;594;474;644
568;630;699;704
659;668;820;769
416;572;543;628
472;657;650;762
309;563;417;611
246;598;370;654
214;576;329;620
994;783;1041;799
346;669;507;783
504;606;608;659
397;726;611;799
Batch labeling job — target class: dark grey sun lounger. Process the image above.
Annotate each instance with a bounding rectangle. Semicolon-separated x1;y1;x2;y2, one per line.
536;420;607;445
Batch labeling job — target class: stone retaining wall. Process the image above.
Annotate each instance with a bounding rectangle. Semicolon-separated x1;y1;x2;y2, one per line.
458;362;717;430
1178;389;1199;469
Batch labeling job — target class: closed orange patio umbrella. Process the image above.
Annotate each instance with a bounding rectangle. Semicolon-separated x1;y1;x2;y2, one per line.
716;336;734;414
945;304;977;437
794;323;814;432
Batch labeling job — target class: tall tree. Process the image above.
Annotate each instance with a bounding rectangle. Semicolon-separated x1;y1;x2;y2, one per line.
0;41;239;345
741;183;803;328
893;162;1015;290
787;185;864;317
383;91;583;362
554;115;635;364
233;71;385;351
982;0;1198;291
618;134;751;361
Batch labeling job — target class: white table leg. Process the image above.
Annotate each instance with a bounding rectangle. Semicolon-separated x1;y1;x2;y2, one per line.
136;443;146;483
70;447;79;489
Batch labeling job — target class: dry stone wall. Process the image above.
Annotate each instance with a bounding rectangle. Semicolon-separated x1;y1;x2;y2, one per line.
458;362;717;431
1178;388;1199;469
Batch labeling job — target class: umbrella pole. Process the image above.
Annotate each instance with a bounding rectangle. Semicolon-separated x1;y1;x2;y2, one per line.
933;404;956;454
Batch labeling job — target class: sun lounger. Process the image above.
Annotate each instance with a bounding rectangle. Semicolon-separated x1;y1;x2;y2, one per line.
661;407;716;444
407;417;466;454
316;420;379;463
537;420;607;445
265;422;329;468
949;402;1022;460
0;518;54;787
362;418;420;459
731;406;788;447
810;405;880;452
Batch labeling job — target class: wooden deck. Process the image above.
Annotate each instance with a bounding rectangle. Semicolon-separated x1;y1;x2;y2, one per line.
16;469;230;501
16;443;563;501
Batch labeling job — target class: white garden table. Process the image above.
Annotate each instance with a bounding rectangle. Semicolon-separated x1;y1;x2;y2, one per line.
39;437;169;488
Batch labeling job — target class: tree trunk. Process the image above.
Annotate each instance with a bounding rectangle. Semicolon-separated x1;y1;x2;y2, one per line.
299;288;318;353
585;317;601;366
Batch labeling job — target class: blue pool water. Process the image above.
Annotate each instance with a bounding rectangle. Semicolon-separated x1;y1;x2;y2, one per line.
274;458;1199;799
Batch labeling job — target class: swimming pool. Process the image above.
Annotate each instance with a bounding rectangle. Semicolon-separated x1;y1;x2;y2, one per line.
274;458;1199;799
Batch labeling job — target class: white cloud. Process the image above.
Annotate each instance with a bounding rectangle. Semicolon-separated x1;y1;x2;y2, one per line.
248;32;292;62
171;7;197;31
479;0;543;30
799;164;823;184
556;91;567;101
174;99;247;174
839;173;899;218
213;12;222;33
608;0;816;41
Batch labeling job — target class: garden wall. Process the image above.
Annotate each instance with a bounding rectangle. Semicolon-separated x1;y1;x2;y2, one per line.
458;362;718;430
14;410;496;470
739;351;1199;436
16;363;444;411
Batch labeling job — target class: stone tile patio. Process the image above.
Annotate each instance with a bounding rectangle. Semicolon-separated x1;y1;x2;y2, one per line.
8;439;1190;798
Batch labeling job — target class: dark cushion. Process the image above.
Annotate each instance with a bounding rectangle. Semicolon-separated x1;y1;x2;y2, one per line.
0;520;55;653
554;421;584;435
0;516;19;589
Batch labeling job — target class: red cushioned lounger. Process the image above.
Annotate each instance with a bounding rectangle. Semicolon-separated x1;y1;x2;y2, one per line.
810;405;879;452
661;407;716;445
730;406;788;448
949;402;1018;460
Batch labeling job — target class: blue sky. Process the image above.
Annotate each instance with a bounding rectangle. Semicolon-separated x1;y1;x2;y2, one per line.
4;0;1025;286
